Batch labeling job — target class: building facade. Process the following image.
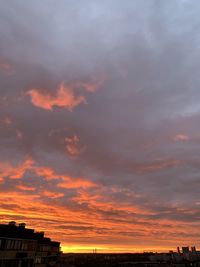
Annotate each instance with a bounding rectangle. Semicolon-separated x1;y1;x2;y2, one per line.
0;221;61;267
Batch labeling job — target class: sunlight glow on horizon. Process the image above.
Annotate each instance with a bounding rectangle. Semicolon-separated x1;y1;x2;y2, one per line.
60;245;179;254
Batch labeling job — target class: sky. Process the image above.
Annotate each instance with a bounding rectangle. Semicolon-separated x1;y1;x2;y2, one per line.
0;0;200;253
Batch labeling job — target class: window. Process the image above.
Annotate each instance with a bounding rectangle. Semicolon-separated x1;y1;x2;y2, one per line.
6;240;11;249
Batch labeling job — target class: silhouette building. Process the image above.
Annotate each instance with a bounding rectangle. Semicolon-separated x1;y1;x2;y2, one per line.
0;221;61;267
191;246;196;252
182;246;189;254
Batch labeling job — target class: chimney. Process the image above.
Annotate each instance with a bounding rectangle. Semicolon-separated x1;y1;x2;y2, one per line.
191;246;196;252
9;221;16;226
19;223;26;229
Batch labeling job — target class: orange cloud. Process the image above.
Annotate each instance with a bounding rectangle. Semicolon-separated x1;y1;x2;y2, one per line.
1;158;198;253
0;158;34;180
0;157;94;193
42;190;64;199
16;184;36;191
27;76;105;111
0;157;96;194
27;84;86;111
58;178;96;189
0;158;64;182
0;186;199;253
34;166;60;180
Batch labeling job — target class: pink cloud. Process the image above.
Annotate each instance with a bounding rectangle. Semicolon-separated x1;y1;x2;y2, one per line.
173;134;190;141
74;75;106;92
65;135;84;156
2;117;12;126
134;159;182;173
0;61;13;74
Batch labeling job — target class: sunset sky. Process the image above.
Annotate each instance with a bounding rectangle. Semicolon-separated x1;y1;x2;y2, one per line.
1;0;200;253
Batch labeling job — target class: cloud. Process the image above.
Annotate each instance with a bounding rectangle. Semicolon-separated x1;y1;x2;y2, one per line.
0;61;13;74
134;159;182;174
2;117;12;126
42;190;64;199
16;184;36;191
0;158;34;180
27;83;86;111
1;0;200;252
57;178;96;189
27;77;104;111
65;135;84;156
173;134;190;141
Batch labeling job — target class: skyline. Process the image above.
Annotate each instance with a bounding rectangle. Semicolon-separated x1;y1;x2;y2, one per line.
1;0;200;253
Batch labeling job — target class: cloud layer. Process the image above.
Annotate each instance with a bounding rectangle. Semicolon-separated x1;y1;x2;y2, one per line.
1;0;200;252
